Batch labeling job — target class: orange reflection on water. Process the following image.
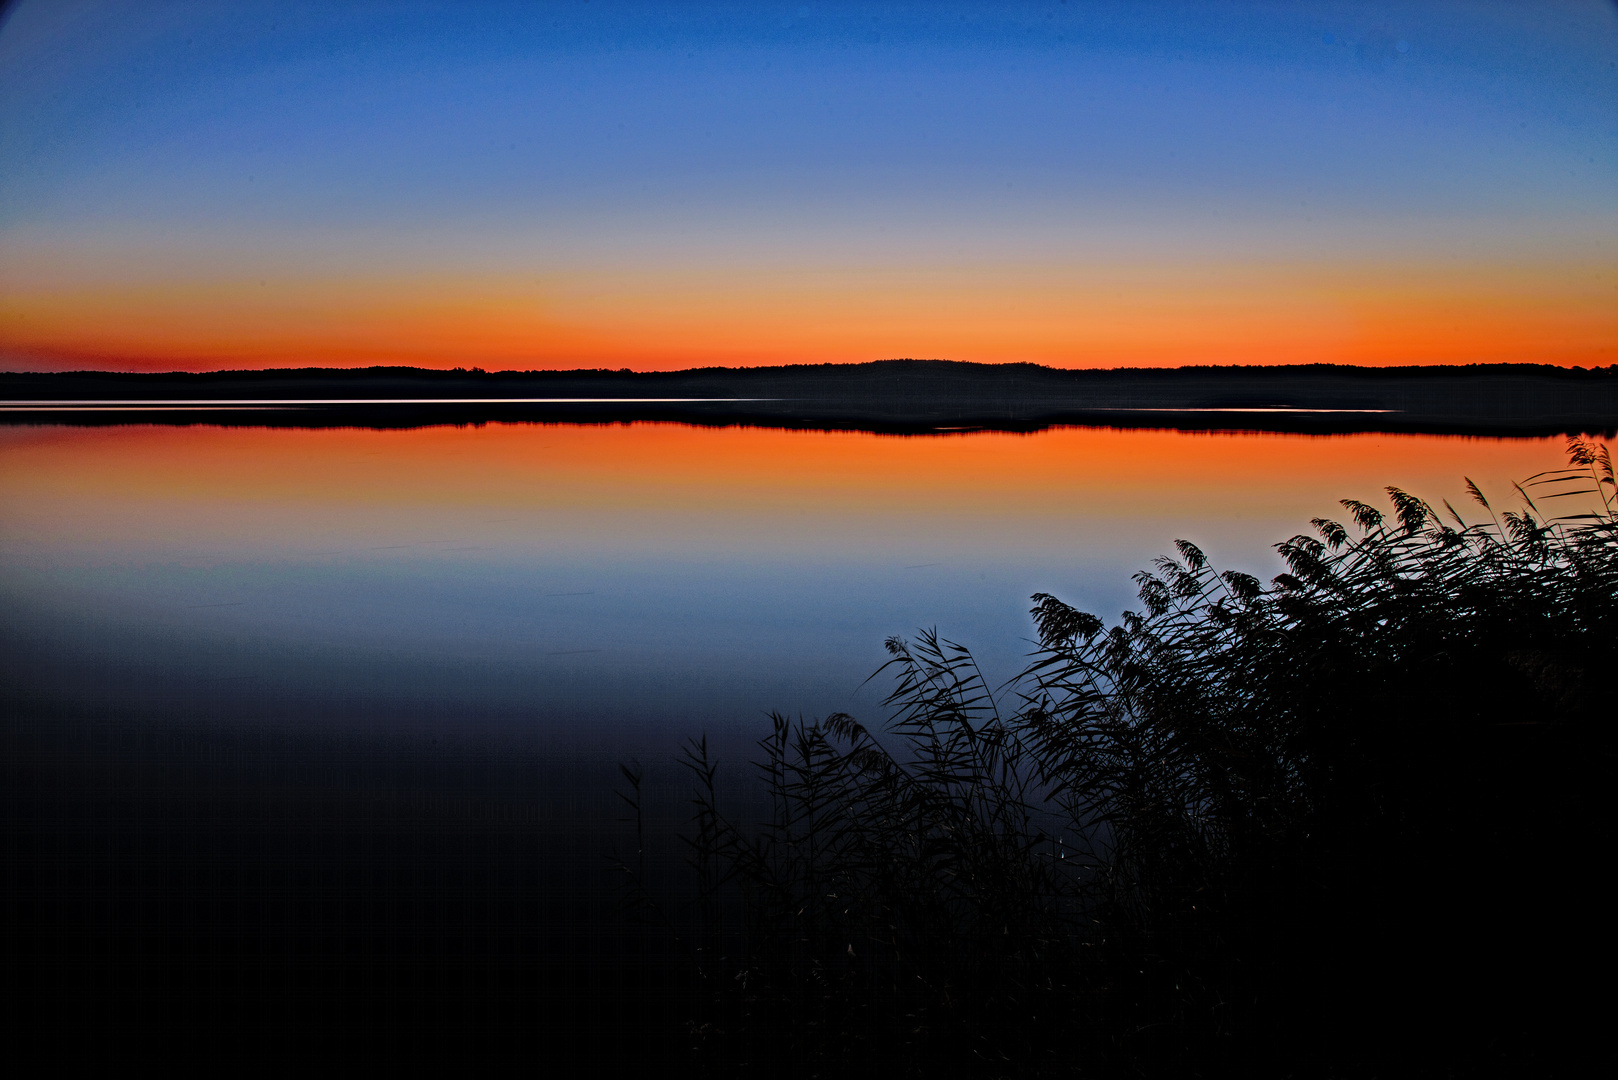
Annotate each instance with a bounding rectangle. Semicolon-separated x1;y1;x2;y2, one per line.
0;421;1585;566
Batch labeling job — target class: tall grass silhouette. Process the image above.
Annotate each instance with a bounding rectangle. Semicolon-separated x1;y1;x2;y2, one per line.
618;438;1616;1076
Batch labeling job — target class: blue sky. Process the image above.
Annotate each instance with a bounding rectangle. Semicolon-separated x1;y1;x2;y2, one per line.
2;1;1614;369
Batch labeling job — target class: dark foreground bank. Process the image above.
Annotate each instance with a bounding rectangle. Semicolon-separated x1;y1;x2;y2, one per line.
5;359;1617;434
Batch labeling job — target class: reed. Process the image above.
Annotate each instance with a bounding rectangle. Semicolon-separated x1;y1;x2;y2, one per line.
618;438;1617;1076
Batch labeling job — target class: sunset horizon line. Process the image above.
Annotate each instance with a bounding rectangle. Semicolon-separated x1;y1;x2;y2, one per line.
5;356;1616;379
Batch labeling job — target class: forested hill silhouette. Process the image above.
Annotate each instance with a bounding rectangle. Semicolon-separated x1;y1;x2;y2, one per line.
4;360;1616;434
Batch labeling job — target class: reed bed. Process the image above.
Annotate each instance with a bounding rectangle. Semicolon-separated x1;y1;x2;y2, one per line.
618;438;1617;1077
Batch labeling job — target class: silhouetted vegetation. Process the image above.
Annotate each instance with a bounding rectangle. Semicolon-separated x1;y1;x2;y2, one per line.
619;439;1617;1077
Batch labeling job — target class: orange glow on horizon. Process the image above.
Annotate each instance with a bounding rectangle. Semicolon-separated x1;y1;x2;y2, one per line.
2;260;1613;373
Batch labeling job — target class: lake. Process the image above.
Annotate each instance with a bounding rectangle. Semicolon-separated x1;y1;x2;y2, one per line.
0;420;1569;740
0;419;1576;1056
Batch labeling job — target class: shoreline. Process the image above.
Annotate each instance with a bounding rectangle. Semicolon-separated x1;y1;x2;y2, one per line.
4;359;1615;435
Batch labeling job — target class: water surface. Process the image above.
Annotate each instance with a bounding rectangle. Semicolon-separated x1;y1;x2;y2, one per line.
0;418;1579;1052
1;420;1567;746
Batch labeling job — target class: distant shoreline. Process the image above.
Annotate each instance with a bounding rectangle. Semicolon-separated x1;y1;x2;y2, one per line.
4;360;1615;436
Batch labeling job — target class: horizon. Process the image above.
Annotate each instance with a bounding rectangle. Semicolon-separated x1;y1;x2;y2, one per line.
3;1;1616;373
7;357;1618;380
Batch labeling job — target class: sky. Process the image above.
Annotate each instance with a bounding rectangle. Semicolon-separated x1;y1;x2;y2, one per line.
0;0;1614;372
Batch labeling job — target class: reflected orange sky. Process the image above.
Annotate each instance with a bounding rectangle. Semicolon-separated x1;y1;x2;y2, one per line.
1;420;1601;728
0;422;1590;572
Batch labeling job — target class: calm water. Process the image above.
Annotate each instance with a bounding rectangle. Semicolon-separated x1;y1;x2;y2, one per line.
0;419;1579;1053
0;420;1568;747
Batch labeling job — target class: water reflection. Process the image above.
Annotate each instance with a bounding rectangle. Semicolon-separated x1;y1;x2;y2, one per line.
0;421;1566;742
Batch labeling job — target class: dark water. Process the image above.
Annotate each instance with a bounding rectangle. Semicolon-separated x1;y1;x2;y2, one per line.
0;421;1567;1060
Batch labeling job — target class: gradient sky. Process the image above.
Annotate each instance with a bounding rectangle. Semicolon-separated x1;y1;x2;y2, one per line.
1;0;1615;372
